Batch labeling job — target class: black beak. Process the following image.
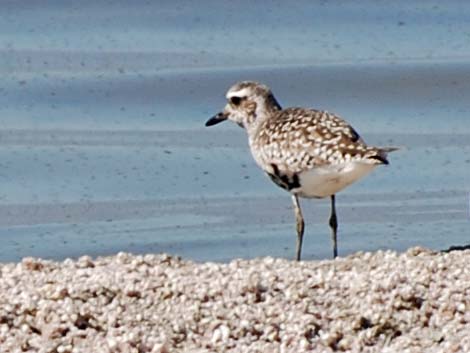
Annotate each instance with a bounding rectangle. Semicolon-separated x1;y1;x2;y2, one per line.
205;112;227;127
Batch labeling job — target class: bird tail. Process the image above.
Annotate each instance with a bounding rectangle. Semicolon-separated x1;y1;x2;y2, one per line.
380;146;400;153
366;146;400;165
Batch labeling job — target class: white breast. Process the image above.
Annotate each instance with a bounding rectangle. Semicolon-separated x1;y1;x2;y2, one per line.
294;162;377;198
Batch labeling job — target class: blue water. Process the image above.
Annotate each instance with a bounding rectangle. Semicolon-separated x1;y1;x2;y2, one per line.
0;1;469;262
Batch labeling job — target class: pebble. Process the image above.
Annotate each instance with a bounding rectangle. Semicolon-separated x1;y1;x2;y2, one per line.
0;247;469;352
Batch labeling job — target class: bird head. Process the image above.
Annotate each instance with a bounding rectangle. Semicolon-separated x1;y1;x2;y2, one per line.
205;81;281;133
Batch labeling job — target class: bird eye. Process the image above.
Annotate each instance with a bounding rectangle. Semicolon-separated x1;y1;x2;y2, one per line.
230;96;242;106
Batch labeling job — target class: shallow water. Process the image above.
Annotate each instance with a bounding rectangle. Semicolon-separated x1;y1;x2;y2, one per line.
0;1;469;262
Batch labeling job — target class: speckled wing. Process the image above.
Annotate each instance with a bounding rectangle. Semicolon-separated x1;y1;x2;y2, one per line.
251;107;383;175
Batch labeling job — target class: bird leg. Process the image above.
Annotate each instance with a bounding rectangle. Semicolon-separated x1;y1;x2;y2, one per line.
292;195;305;261
329;194;338;258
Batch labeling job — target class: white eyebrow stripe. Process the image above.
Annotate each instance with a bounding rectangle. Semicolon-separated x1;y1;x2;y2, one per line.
226;87;250;99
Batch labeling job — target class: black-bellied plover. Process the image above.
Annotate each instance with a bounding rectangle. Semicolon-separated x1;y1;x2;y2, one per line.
206;81;397;261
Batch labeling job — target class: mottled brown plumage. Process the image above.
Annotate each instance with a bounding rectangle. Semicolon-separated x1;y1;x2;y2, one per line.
206;81;397;260
252;107;390;175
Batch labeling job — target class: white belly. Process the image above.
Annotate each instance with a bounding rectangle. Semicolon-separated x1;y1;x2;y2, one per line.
294;162;377;198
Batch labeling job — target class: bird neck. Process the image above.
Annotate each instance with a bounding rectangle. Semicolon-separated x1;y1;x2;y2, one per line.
245;110;276;140
245;97;282;137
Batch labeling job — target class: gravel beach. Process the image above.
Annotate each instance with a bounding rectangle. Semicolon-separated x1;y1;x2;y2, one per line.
0;247;469;353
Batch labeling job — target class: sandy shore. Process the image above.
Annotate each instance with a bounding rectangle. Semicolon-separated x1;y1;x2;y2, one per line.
0;247;469;353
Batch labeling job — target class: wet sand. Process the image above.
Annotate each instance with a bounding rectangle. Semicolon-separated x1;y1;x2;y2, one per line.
0;1;469;262
1;62;470;262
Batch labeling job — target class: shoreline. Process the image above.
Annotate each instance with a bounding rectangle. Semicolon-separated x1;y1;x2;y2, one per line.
1;247;469;352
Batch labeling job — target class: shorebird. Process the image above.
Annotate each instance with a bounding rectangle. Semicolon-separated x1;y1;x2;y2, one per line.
205;81;396;261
